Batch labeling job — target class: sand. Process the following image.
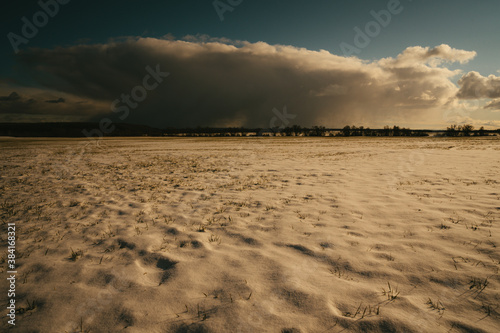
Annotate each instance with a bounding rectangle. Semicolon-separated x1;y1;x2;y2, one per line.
1;136;499;332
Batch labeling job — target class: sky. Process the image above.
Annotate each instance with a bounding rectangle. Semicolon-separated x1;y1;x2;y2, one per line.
1;0;499;129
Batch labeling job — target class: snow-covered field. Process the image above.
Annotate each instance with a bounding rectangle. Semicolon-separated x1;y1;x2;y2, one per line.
1;136;499;333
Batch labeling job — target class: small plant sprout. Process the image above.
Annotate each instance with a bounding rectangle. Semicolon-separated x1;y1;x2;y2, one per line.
426;298;445;316
78;317;91;333
469;277;489;297
164;215;175;224
382;282;400;301
208;234;221;244
343;303;380;318
134;226;142;235
482;211;494;227
26;299;37;311
294;210;306;219
329;267;352;280
449;214;462;224
70;248;81;261
439;223;450;230
216;206;226;214
480;303;498;317
465;222;479;231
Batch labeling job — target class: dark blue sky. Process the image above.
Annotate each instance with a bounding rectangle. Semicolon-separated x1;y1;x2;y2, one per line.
1;0;499;128
2;0;499;76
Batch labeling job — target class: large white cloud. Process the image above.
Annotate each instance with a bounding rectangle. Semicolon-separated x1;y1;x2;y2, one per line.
2;38;494;127
457;71;500;100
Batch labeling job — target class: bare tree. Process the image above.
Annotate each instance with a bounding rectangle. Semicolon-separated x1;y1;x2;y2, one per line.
461;124;474;136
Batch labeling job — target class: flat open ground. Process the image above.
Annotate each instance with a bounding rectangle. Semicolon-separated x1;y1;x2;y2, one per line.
1;137;499;332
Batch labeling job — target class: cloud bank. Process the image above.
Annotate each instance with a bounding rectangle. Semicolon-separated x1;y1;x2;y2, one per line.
1;37;497;127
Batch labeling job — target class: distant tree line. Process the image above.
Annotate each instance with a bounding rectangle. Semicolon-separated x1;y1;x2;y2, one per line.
0;122;164;137
163;124;500;137
165;125;432;137
336;125;428;137
1;122;499;138
444;124;495;137
268;125;430;137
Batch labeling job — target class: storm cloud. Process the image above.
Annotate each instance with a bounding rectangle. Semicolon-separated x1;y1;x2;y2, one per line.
3;38;488;127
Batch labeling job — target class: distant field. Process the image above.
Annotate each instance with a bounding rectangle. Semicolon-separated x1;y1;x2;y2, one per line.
1;137;499;332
